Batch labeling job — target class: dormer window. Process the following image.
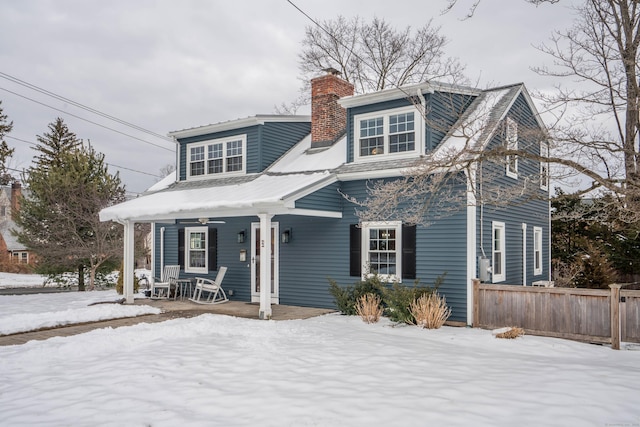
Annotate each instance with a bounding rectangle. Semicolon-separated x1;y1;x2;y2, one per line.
354;106;421;161
188;135;246;179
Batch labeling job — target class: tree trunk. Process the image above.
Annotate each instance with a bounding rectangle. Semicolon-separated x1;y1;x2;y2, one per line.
77;264;85;291
88;263;96;291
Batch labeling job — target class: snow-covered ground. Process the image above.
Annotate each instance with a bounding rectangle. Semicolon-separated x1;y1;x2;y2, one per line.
0;279;639;426
0;271;48;288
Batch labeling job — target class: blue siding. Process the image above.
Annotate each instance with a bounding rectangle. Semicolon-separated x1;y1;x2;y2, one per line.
153;176;470;322
177;121;310;180
260;122;311;170
346;91;476;162
476;92;550;285
427;92;475;150
295;182;342;212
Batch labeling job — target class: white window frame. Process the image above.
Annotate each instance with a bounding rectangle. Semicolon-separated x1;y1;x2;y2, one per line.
354;106;423;163
533;226;543;276
361;221;402;282
540;141;549;191
505;117;518;179
185;226;208;274
492;221;506;282
187;134;247;180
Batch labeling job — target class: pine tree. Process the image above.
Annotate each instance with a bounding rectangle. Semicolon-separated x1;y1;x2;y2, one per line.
0;101;15;185
14;118;126;290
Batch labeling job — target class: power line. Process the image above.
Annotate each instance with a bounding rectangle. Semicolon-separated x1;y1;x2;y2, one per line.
286;0;421;102
5;135;162;178
107;163;161;178
0;86;174;152
0;71;174;143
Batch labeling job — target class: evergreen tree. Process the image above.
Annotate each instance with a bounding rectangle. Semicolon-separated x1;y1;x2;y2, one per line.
14;118;126;290
0;101;15;185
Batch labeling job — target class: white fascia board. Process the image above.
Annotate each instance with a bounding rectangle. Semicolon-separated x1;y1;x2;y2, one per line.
339;83;434;108
339;82;481;109
284;208;342;218
336;168;405;181
168;115;311;140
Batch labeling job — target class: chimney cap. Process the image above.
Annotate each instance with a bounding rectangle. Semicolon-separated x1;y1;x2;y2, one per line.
322;67;341;76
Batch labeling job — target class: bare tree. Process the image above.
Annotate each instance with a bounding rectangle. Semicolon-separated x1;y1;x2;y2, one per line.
277;15;466;113
353;1;640;227
532;0;640;221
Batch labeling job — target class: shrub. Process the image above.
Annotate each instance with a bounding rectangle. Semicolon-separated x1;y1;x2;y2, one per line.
115;262;139;294
355;293;383;323
328;275;384;315
409;292;451;329
382;274;446;324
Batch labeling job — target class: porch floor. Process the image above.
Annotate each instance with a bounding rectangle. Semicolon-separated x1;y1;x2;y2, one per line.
139;298;336;321
0;299;336;347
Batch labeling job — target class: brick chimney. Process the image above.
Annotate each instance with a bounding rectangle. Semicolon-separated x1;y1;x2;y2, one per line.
311;68;354;149
11;181;21;219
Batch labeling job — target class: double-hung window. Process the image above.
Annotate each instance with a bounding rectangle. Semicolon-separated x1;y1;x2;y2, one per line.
505;117;518;178
361;221;402;281
185;227;207;274
188;135;246;179
355;107;420;161
492;221;506;282
533;227;543;276
540;142;549;191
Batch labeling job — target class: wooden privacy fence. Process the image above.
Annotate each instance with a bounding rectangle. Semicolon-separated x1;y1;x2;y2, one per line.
472;280;640;350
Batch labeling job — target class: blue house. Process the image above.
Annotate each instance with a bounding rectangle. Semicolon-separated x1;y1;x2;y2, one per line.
100;70;551;324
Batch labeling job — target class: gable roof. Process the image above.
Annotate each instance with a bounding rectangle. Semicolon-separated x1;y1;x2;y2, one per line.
99;135;345;222
100;82;544;223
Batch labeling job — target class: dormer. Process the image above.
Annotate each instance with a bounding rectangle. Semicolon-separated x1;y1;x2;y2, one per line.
170;115;311;182
340;83;479;164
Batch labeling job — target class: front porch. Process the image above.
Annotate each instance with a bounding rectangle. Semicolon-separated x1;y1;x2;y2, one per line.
137;298;336;321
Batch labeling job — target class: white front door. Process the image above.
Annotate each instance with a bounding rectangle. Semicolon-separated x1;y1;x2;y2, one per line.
251;222;279;304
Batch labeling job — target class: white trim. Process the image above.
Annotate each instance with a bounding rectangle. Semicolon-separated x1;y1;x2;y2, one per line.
492;221;506;283
169;115;311;139
251;220;279;310
361;221;402;282
533;226;543;276
338;81;481;108
353;105;424;163
505;117;518;179
184;226;208;274
187;134;247;180
540;141;549;191
466;165;477;325
522;223;527;286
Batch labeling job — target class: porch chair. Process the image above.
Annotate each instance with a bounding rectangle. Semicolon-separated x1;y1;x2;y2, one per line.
189;267;228;304
151;265;180;299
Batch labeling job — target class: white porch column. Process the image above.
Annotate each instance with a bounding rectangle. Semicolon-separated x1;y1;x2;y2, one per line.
258;213;273;319
123;220;135;304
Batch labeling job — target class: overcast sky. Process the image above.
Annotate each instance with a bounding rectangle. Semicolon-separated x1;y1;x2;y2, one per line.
0;0;580;196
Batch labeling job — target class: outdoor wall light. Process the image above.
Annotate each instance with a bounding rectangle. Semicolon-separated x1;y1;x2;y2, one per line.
237;229;246;244
281;228;291;244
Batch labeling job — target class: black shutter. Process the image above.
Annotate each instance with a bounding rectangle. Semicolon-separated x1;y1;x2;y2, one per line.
402;224;416;280
349;224;361;277
178;228;185;270
208;228;218;272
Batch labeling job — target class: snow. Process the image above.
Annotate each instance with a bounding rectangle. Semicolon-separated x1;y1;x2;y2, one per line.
0;271;47;288
0;289;639;426
99;171;334;222
0;290;160;335
268;134;346;173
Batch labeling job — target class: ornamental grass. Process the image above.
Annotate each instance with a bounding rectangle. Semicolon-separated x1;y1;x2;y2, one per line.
409;292;451;329
355;293;383;324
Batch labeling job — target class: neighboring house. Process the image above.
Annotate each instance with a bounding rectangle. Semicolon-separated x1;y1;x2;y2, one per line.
0;182;36;267
100;71;551;324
